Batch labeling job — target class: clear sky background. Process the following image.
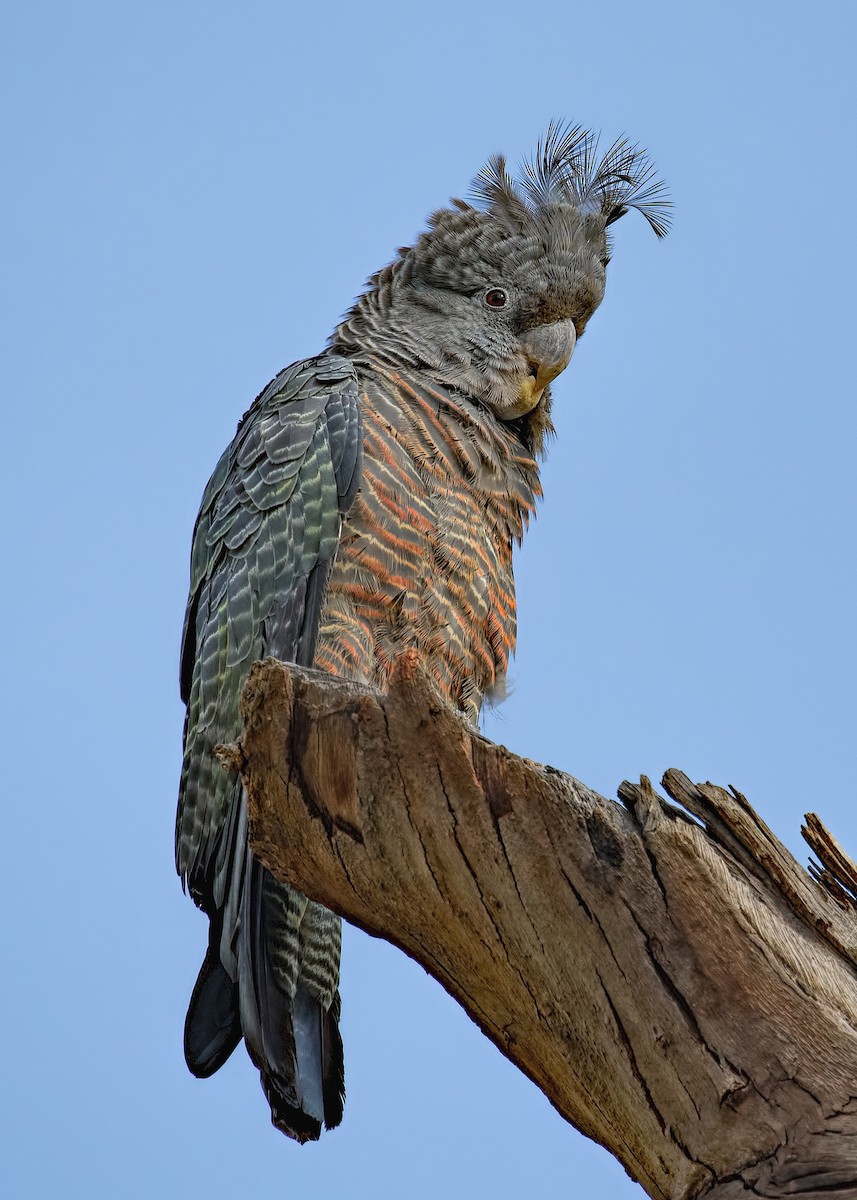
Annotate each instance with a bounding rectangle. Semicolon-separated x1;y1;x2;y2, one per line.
3;3;855;1197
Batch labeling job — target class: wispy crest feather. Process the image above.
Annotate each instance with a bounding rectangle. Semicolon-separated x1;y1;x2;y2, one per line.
471;121;671;239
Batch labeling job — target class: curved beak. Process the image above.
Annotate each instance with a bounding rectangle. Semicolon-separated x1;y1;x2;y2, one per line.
511;320;577;416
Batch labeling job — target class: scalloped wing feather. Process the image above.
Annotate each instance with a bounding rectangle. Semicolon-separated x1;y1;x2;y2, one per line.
177;355;362;888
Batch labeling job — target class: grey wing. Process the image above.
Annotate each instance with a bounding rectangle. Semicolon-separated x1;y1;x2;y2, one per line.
176;353;361;896
175;353;360;1140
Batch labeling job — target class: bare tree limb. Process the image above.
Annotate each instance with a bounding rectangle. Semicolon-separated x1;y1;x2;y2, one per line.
230;653;857;1200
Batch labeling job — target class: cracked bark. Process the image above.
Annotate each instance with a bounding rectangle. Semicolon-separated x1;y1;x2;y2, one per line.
233;653;857;1200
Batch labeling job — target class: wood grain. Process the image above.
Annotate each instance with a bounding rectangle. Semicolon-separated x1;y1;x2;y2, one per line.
232;653;857;1200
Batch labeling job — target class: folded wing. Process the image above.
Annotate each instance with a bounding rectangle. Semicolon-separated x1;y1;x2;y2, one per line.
176;354;362;1139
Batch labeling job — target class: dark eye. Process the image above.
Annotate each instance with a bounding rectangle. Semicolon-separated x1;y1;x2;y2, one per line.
484;288;508;309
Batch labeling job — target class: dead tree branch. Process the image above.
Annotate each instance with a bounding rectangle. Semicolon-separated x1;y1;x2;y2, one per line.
231;653;857;1200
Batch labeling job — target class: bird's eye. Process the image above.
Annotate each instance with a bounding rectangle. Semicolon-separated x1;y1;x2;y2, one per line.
484;288;508;309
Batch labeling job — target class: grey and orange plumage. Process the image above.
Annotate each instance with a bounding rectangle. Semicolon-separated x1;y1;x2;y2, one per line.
176;124;669;1140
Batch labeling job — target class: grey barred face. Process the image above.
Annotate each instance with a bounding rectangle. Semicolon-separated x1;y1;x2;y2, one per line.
388;204;607;420
332;123;669;443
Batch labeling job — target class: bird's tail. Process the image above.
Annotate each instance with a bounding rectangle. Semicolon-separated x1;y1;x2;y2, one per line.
183;784;344;1141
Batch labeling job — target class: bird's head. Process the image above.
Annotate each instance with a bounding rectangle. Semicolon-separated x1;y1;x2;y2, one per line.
332;125;669;452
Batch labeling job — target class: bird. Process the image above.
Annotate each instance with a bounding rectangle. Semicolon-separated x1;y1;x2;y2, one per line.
176;123;669;1142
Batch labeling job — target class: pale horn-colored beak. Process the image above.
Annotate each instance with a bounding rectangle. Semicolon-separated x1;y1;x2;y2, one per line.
509;320;577;416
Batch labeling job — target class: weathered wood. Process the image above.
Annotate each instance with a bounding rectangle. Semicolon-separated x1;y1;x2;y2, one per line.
803;813;857;912
231;652;857;1200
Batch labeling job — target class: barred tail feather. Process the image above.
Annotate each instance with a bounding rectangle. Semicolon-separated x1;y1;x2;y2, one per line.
184;785;344;1142
264;985;345;1139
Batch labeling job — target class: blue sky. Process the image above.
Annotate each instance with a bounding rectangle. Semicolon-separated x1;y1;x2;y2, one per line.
3;3;855;1197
